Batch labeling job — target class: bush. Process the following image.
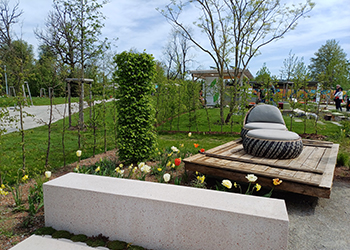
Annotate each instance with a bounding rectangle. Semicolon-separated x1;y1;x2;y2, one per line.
113;51;157;163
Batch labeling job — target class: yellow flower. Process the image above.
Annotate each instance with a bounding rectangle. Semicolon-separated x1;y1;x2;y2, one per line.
1;184;5;189
222;179;232;189
188;132;192;137
195;171;199;175
171;163;175;168
132;167;138;173
95;166;100;172
168;152;173;157
166;161;171;167
129;164;133;169
157;168;162;172
255;183;261;191
115;167;120;172
119;164;123;168
234;182;238;188
22;175;29;182
180;143;184;147
76;150;82;157
273;178;283;186
197;175;205;183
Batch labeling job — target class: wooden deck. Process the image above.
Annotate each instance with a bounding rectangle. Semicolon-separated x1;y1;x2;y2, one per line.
183;139;339;198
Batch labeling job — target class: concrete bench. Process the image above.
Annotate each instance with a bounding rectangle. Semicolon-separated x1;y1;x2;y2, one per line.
43;173;289;250
10;235;99;250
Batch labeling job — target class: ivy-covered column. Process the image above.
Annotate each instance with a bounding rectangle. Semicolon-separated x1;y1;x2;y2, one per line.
113;51;157;163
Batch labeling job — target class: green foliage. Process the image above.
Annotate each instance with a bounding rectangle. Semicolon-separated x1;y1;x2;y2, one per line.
34;227;57;236
337;152;349;167
27;177;45;216
113;51;157;163
52;230;73;239
309;39;349;89
71;234;88;242
107;240;127;250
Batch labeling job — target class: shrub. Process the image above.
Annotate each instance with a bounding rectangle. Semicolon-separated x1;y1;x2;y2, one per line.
113;51;157;163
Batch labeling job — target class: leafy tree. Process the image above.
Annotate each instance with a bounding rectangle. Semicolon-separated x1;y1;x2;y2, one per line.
280;50;299;81
160;0;315;124
35;0;108;128
113;51;157;163
309;39;350;89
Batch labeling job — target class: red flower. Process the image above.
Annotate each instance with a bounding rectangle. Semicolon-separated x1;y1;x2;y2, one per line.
194;143;199;148
200;148;205;153
174;158;181;166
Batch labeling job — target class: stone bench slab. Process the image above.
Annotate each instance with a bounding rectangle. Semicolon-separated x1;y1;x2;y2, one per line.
44;173;289;250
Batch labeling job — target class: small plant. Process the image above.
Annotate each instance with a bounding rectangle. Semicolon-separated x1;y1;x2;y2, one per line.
6;170;29;211
191;172;207;189
34;227;57;236
52;230;73;239
107;240;127;250
337;152;350;167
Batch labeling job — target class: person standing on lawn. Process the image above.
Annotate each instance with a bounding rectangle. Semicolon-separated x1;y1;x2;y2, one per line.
346;88;350;112
334;84;343;111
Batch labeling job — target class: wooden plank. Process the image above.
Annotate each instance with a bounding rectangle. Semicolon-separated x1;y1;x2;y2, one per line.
285;146;315;169
203;152;324;174
185;162;330;198
302;139;333;148
206;139;241;154
319;144;339;188
301;147;326;170
315;146;333;172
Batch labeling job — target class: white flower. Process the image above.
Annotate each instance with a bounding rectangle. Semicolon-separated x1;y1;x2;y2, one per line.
76;150;82;157
138;162;145;169
246;174;258;183
140;164;151;173
171;146;179;153
221;179;232;189
45;171;52;178
163;173;171;183
188;132;192;137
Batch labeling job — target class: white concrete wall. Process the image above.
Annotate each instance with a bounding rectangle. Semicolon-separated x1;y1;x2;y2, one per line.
44;173;289;250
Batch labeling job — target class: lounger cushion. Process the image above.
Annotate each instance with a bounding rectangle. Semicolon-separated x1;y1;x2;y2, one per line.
243;129;303;159
240;122;287;138
246;104;285;125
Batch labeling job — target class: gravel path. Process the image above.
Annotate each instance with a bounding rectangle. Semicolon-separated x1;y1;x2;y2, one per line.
284;180;350;249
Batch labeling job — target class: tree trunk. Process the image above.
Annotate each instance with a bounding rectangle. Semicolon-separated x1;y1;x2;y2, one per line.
45;88;53;168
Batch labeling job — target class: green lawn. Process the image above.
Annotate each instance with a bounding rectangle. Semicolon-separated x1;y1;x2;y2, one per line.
0;103;348;184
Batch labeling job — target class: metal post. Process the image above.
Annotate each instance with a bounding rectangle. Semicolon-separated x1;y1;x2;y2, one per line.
25;81;33;106
4;65;8;96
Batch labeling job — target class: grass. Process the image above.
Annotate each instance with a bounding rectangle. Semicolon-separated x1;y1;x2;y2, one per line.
0;96;82;107
0;103;348;184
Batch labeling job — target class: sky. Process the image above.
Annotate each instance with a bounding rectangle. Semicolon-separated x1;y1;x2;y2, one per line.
13;0;350;78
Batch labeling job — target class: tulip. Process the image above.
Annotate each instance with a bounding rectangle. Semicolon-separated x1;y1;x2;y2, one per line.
174;158;181;166
163;173;171;183
222;179;232;189
45;171;52;178
76;150;82;157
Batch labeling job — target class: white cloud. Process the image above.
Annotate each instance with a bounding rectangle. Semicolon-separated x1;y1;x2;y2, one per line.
10;0;350;78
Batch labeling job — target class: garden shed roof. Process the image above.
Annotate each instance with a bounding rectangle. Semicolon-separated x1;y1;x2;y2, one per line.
190;69;254;80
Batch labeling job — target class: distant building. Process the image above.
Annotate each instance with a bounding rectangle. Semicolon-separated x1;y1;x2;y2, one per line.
190;69;254;106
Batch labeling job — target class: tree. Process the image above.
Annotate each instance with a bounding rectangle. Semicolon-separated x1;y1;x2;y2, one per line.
162;28;194;80
0;0;23;48
160;0;314;124
159;0;232;124
35;0;108;128
113;51;157;163
309;39;350;89
280;50;299;81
